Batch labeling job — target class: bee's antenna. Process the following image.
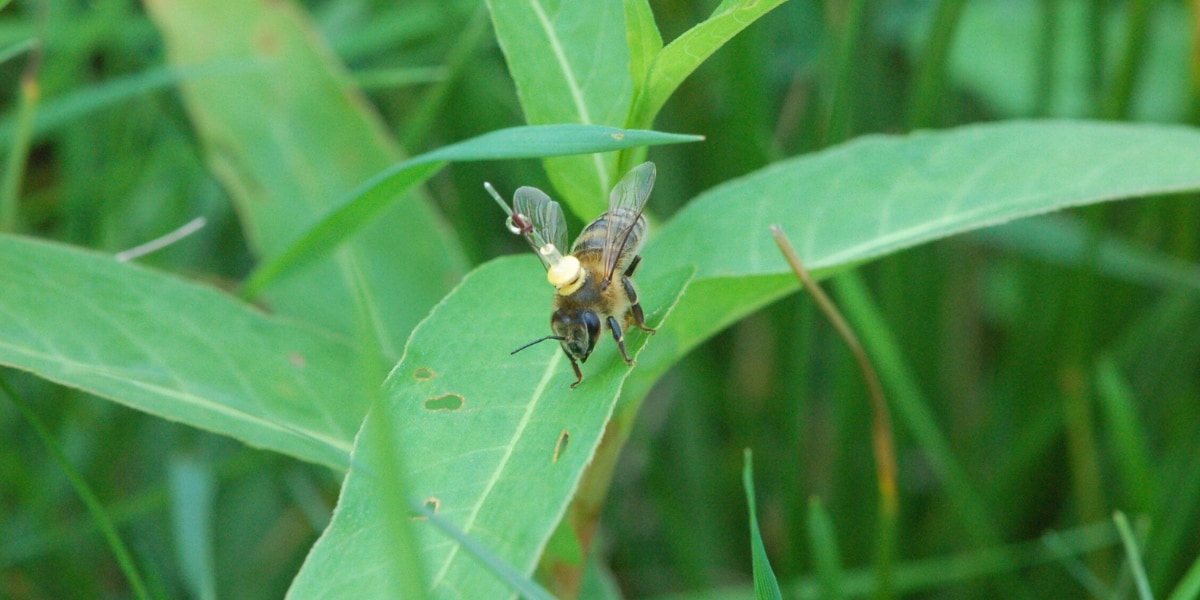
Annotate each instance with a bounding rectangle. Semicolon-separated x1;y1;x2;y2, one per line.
511;335;566;355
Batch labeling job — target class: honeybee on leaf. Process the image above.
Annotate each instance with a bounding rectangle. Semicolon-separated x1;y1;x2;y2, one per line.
485;162;658;388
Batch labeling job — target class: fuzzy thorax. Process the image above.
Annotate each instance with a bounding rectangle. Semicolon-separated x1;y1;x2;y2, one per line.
548;255;585;295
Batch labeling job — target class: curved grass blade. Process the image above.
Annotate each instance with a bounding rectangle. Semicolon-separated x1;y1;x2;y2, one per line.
1;375;151;600
743;449;783;600
242;125;702;298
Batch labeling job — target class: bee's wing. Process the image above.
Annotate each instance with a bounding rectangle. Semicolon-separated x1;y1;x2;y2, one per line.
513;186;568;270
601;162;656;282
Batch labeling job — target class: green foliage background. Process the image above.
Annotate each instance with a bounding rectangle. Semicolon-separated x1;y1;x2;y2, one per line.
3;0;1200;599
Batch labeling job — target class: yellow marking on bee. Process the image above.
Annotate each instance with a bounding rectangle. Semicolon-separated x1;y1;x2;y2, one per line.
548;255;586;295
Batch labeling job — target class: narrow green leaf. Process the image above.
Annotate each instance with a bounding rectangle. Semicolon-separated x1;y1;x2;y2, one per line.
806;496;844;600
1;61;37;232
167;455;218;600
1;375;151;600
743;449;783;600
0;37;35;66
628;0;790;129
0;62;264;145
289;257;693;599
1114;511;1154;600
0;235;365;470
1166;551;1200;600
624;0;663;86
1094;356;1154;511
486;0;634;217
243;125;702;297
146;0;467;352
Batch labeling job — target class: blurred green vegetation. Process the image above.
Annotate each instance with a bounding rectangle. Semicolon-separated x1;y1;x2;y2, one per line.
3;0;1200;599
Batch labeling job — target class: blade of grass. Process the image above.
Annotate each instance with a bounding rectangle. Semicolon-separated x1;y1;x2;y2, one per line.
0;373;151;600
0;37;36;65
167;454;217;600
824;0;868;145
0;62;266;145
400;5;491;149
829;272;1001;549
1094;355;1154;511
1;42;39;232
1114;511;1154;600
241;125;702;298
806;496;844;600
770;225;897;598
743;449;783;600
907;0;967;128
666;519;1122;599
1103;0;1153;119
351;66;446;90
1166;551;1200;600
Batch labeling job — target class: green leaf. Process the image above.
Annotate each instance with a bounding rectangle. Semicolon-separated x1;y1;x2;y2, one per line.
167;455;218;600
486;0;634;217
1113;511;1154;600
743;449;783;600
623;120;1200;416
0;235;364;470
806;496;844;600
627;0;790;130
145;0;467;354
243;125;703;297
288;257;693;599
624;0;663;87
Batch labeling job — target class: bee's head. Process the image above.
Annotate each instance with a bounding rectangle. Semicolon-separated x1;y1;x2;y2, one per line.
551;308;601;362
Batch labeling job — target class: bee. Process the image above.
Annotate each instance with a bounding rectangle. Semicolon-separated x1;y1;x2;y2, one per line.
486;162;658;388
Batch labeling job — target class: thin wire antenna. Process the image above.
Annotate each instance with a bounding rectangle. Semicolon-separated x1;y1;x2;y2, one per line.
115;217;208;262
511;335;565;355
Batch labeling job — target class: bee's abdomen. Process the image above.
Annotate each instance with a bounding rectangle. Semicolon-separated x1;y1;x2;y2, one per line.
572;208;647;256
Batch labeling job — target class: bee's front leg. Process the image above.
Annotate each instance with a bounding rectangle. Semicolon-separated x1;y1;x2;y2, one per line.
566;351;584;389
607;316;636;365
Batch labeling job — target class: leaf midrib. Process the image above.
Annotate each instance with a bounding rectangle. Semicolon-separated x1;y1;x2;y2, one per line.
427;350;564;589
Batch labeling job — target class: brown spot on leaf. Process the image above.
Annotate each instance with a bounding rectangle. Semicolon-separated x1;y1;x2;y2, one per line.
553;430;570;463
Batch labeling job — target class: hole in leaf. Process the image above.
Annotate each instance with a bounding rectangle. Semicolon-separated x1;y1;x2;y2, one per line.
553;430;570;463
423;393;463;411
413;496;441;520
414;367;436;380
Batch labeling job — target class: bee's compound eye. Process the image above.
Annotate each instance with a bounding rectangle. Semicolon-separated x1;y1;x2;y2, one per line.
579;311;601;359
